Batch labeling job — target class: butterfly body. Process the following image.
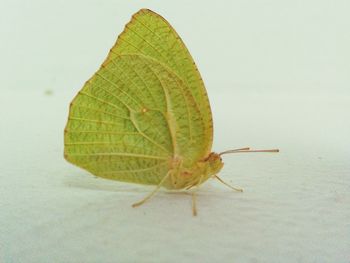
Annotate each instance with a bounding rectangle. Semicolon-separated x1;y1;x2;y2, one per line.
162;152;224;190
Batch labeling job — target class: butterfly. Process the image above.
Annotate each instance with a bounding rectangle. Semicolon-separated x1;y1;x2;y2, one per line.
64;9;278;215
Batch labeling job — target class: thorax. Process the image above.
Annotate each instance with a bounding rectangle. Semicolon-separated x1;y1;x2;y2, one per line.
163;153;224;190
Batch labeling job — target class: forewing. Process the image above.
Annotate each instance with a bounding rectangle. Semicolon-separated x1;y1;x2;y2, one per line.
105;9;213;157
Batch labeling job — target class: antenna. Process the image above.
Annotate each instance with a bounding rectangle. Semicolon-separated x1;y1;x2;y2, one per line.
219;147;279;156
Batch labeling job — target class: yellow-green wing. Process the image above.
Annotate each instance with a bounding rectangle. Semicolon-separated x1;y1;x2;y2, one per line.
64;9;213;185
65;54;206;184
105;9;213;155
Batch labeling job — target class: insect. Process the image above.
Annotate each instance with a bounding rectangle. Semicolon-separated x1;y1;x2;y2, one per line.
64;9;279;215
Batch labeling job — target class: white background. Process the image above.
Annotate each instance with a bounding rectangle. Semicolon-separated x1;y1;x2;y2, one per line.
1;1;349;262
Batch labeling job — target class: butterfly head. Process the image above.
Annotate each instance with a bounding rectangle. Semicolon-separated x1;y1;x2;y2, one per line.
204;152;224;176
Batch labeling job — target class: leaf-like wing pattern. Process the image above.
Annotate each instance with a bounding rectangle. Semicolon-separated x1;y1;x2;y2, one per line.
65;54;207;184
64;9;213;185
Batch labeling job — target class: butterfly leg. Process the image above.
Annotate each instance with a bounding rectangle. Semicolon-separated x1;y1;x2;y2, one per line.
132;170;172;208
192;192;197;216
214;175;243;192
190;174;204;216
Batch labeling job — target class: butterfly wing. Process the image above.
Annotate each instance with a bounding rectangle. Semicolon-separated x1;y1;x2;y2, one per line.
64;9;213;185
106;9;213;157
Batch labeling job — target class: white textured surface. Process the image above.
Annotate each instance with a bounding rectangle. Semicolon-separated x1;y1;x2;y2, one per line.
1;90;349;263
1;1;350;262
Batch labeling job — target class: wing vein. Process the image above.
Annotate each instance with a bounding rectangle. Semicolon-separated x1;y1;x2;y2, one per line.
78;91;126;112
141;61;177;154
125;25;169;62
114;54;159;108
95;72;139;110
129;112;172;156
65;130;139;135
71;105;131;121
67;152;168;160
68;117;128;126
99;162;168;174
